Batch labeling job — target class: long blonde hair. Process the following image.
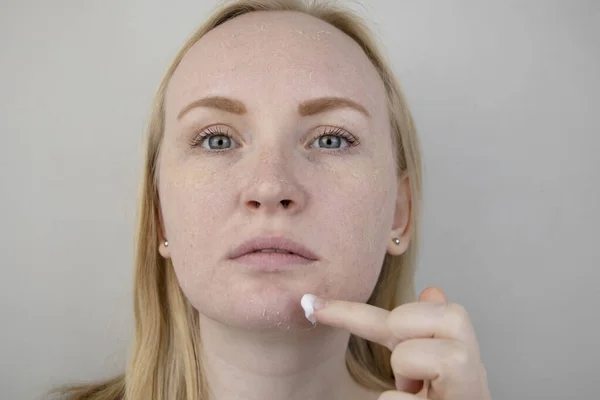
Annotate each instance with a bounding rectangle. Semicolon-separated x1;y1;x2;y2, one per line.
48;0;422;399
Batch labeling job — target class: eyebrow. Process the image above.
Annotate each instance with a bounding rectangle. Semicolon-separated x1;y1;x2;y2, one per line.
176;95;371;120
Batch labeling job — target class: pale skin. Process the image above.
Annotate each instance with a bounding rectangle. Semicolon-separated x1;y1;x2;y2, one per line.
157;10;490;400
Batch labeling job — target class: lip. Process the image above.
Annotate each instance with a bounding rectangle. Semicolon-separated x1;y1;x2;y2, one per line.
227;236;319;261
231;252;315;271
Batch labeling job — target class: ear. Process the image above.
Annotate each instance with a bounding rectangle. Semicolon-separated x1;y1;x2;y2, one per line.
387;171;412;256
157;209;171;259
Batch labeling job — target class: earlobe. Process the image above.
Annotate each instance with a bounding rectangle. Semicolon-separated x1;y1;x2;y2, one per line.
158;239;171;259
387;234;409;255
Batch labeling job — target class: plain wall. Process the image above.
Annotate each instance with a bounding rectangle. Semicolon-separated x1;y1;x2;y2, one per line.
1;1;598;399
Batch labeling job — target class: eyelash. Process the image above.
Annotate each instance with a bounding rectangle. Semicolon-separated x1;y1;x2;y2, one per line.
189;125;359;154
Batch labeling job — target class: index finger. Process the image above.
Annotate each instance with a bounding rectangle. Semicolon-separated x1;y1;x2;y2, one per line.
311;297;394;349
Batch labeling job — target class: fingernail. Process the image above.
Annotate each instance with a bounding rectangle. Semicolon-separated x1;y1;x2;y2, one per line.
301;294;327;323
313;296;327;311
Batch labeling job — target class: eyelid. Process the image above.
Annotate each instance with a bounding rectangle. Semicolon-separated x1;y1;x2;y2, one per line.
307;125;359;146
189;124;241;147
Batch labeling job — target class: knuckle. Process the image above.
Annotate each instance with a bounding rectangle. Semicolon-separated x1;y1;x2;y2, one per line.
441;341;471;371
446;302;470;335
448;302;468;320
387;306;405;329
385;309;405;345
387;303;415;333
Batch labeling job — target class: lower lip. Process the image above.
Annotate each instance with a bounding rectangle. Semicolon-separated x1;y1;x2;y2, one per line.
230;252;315;271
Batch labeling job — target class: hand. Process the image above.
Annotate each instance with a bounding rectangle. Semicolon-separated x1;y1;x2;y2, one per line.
312;287;491;400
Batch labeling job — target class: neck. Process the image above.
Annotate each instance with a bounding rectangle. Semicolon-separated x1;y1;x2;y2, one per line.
198;314;380;400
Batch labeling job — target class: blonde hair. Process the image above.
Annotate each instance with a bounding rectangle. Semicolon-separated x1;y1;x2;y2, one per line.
48;0;422;399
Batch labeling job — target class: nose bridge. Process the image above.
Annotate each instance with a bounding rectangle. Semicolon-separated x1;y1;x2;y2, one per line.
257;141;289;172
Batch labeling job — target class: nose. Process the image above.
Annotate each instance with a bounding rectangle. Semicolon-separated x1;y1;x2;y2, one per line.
239;151;307;215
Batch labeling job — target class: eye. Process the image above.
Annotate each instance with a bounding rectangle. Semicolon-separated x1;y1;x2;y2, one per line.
190;125;358;153
310;126;358;150
189;126;239;151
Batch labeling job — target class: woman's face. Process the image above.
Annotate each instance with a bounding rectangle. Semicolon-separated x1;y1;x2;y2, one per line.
158;11;408;329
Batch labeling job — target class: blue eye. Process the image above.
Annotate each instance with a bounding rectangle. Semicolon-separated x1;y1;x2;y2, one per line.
190;125;358;153
310;127;358;150
312;135;347;149
190;126;238;151
203;134;237;150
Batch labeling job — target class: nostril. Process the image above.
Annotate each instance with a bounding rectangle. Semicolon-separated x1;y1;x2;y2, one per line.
248;200;260;209
280;199;291;208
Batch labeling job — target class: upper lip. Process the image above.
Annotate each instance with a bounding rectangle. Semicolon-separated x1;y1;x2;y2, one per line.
227;236;319;260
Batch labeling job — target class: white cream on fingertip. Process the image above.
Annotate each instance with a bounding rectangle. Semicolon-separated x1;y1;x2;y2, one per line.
301;294;317;323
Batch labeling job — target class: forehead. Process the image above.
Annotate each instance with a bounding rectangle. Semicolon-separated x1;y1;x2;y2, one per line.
165;11;387;119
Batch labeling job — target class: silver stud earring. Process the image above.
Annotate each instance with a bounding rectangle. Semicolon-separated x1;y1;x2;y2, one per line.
393;238;401;245
164;241;169;247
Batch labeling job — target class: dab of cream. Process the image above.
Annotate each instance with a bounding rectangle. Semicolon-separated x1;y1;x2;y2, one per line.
301;294;317;323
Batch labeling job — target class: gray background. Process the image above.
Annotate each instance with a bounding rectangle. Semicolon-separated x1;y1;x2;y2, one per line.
1;1;598;399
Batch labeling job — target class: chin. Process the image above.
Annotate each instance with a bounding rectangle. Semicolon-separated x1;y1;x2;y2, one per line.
195;284;316;331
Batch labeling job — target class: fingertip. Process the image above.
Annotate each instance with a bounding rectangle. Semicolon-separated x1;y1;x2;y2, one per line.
300;294;317;323
419;286;447;303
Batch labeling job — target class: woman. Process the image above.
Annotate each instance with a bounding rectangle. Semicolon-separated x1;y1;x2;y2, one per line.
51;0;491;399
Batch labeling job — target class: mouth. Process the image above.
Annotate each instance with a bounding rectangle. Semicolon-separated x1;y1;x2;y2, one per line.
227;235;319;264
251;249;295;254
229;251;316;271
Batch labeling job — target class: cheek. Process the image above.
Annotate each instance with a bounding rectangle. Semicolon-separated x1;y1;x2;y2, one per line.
160;170;227;237
158;159;235;283
312;165;397;301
